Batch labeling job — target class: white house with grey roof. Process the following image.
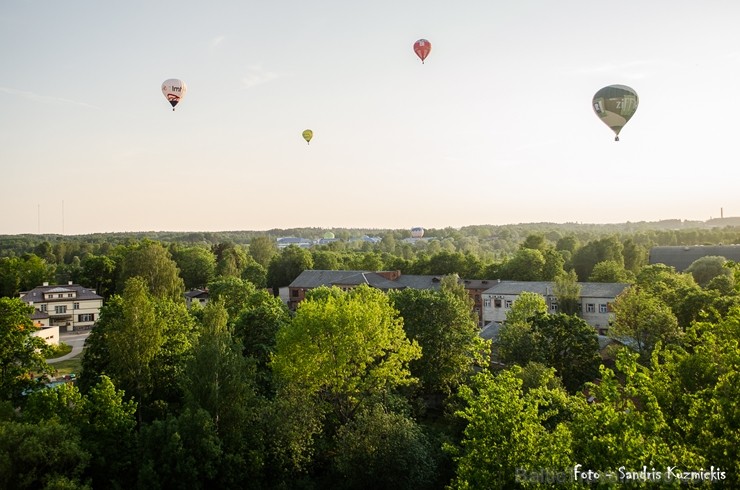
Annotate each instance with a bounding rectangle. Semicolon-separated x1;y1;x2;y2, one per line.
481;280;630;334
19;282;103;333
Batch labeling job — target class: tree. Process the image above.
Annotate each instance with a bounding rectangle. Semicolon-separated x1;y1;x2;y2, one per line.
500;248;545;281
208;276;257;322
0;418;91;489
0;298;52;405
118;241;184;301
183;301;266;486
233;290;290;369
450;367;574;489
330;405;437;490
271;285;421;424
80;255;116;298
541;248;566;281
685;255;732;288
311;250;341;270
390;287;485;397
554;270;581;315
588;260;633;283
504;291;547;326
571;236;623;281
570;351;690;473
266;245;313;291
496;312;600;392
609;287;680;363
105;277;162;422
215;244;250;278
172;246;216;290
248;236;277;268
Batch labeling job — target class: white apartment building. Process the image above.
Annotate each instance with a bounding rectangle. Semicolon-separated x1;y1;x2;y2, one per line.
20;282;104;333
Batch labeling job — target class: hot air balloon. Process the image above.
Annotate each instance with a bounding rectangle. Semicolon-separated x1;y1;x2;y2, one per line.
411;227;424;239
413;39;431;64
162;79;187;111
592;85;638;141
302;129;313;145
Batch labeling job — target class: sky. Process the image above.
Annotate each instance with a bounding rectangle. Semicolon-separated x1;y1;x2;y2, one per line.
2;0;740;235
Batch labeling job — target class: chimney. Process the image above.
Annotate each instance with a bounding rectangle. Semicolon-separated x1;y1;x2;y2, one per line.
43;282;49;287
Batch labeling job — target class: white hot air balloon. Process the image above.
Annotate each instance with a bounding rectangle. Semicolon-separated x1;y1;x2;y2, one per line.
161;79;187;111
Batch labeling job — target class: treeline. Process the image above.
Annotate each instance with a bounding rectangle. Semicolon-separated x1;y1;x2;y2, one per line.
2;249;740;487
2;223;740;301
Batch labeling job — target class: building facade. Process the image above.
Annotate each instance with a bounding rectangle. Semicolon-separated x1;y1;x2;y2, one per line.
20;282;103;333
287;270;490;325
481;280;629;334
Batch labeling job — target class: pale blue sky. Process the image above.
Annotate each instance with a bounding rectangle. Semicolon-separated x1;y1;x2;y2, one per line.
2;1;739;234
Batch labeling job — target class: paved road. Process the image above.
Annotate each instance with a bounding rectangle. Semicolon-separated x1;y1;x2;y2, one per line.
47;330;91;364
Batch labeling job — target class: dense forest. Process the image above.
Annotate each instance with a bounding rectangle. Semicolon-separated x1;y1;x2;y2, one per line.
1;221;739;488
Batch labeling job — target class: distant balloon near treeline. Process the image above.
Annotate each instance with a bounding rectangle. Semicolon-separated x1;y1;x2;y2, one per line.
162;79;187;111
411;227;424;238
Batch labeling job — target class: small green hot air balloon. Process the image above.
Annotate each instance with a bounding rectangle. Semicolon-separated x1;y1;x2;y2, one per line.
592;85;639;141
302;129;313;145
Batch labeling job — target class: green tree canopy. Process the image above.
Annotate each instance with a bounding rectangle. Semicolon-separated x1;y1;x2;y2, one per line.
0;298;52;405
118;241;184;301
271;285;421;423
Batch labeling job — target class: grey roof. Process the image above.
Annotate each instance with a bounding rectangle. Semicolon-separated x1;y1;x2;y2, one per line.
649;245;740;271
289;270;403;290
482;281;629;298
20;284;102;303
185;289;209;299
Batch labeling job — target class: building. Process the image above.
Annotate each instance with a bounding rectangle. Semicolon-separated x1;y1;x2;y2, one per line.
277;237;313;249
287;270;492;324
481;280;629;334
20;282;103;333
649;245;740;271
184;289;209;308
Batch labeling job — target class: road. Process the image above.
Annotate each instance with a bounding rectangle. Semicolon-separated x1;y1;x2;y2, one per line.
47;330;91;364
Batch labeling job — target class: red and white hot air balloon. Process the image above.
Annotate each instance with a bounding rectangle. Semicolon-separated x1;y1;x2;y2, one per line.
161;79;187;111
413;39;431;64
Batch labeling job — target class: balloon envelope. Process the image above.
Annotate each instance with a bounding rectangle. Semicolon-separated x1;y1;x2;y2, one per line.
162;79;187;110
411;227;424;238
592;85;638;141
413;39;431;63
302;129;313;144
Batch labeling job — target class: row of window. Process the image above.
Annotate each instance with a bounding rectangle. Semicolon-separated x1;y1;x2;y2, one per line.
40;302;82;313
45;293;75;299
483;298;609;314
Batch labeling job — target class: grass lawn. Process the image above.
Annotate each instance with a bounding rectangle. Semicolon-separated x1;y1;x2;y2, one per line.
49;355;83;377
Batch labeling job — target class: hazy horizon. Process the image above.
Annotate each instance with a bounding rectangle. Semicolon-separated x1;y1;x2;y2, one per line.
2;1;739;235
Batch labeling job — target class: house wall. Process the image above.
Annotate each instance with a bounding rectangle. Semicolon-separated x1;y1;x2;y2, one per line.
483;291;615;333
36;298;102;332
32;326;59;346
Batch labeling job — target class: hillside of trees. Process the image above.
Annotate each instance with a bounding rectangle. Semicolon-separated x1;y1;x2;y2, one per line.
1;222;739;487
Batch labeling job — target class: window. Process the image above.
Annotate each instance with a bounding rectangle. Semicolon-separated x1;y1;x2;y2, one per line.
494;298;502;308
504;299;512;308
550;301;558;312
73;302;80;310
599;304;608;314
483;298;491;307
586;303;595;313
54;305;67;314
40;304;47;312
78;313;94;322
291;289;299;298
67;293;73;297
